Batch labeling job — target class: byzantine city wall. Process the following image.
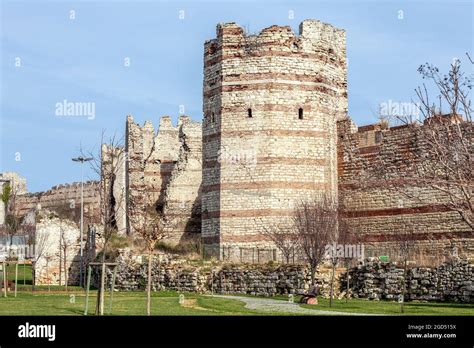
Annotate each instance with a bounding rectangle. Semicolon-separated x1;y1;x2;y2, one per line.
337;118;474;262
1;20;472;267
124;115;202;243
202;20;347;260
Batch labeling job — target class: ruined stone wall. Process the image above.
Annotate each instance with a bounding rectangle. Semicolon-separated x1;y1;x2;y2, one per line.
202;20;347;260
97;253;472;302
162;117;202;243
96;252;342;297
125;115;202;242
337;118;474;262
14;181;100;225
126;115;179;213
0;172;27;225
345;259;473;303
34;210;81;286
101;144;127;234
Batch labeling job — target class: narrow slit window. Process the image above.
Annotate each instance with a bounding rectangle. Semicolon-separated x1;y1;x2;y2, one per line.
375;130;382;143
298;108;304;120
247;108;253;118
211;112;215;123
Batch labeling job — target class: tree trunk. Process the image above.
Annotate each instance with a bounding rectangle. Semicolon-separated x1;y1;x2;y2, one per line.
95;281;101;315
64;249;68;291
329;261;336;307
58;251;62;287
147;250;152;316
31;262;36;292
400;260;407;314
346;260;350;304
96;248;107;316
310;265;316;286
99;262;105;315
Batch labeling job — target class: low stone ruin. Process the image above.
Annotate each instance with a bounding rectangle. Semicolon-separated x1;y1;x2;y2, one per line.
343;258;473;303
93;252;341;298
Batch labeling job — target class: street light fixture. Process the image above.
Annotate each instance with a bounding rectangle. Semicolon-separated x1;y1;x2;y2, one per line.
72;156;93;288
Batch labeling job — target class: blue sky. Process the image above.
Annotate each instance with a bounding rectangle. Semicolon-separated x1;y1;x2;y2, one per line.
1;0;472;192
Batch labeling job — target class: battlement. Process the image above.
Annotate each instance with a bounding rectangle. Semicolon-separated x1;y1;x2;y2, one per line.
337;114;470;152
205;20;345;57
127;115;199;134
337;117;417;149
0;172;27;194
13;180;100;223
202;19;347;258
124;114;202;240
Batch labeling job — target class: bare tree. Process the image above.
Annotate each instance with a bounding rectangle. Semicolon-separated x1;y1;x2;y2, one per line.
18;220;45;291
404;59;473;230
337;210;358;304
262;221;297;264
51;200;79;290
127;138;169;316
83;132;126;315
21;211;52;291
368;59;473;229
392;228;420;314
293;195;338;286
129;196;168;316
339;58;473;268
324;209;357;307
57;219;77;291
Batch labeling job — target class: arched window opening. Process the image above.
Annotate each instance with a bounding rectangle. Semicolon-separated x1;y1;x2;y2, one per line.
298;108;304;120
247;108;253;118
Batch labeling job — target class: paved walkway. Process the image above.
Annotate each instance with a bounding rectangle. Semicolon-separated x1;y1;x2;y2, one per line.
209;295;379;316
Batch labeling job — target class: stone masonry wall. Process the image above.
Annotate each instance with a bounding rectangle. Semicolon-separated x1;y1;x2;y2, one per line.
96;254;472;302
345;259;473;303
202;20;347;260
96;256;342;298
125;115;202;242
0;172;27;225
162;117;202;243
34;210;81;286
15;181;100;225
337;118;474;262
101;144;127;234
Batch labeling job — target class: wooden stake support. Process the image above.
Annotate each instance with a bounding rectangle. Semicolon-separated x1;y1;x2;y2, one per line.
14;263;18;297
1;260;23;297
84;265;92;316
2;261;6;298
83;263;118;316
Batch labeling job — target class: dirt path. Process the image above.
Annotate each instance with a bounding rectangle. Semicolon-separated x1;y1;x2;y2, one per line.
208;295;379;316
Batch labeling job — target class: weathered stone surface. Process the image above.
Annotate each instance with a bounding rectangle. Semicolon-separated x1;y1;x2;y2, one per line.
3;18;473;266
337;119;474;261
34;210;81;286
0;172;27;225
202;20;347;260
343;259;473;303
124;115;202;243
14;180;100;224
94;252;341;298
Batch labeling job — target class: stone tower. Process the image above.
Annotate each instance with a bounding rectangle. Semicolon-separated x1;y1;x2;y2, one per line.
202;20;347;260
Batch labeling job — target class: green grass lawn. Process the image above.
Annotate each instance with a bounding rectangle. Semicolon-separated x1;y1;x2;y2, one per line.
0;291;261;316
220;293;474;316
2;264;83;291
3;263;33;285
300;297;474;315
0;290;472;316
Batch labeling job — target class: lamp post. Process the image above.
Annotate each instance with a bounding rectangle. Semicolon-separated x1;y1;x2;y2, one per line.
72;156;93;288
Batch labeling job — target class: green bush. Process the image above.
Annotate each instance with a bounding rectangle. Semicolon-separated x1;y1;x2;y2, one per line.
155;240;201;255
